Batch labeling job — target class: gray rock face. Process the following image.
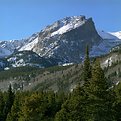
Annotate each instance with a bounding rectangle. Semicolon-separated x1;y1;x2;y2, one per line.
3;15;101;66
6;51;60;68
30;16;102;63
2;15;120;65
0;33;39;58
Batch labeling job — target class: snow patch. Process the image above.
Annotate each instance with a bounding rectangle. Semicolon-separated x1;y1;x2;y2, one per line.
4;67;10;70
62;63;73;66
90;39;121;57
19;37;38;51
109;31;121;39
97;30;118;39
51;21;85;37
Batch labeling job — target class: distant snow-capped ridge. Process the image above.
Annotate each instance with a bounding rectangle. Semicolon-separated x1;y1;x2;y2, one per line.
109;31;121;39
97;30;121;40
90;30;121;57
97;30;117;39
0;39;24;58
0;33;39;58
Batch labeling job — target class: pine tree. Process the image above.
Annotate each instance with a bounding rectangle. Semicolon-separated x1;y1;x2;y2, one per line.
18;92;49;121
54;105;69;121
87;60;108;97
83;45;91;82
114;82;121;120
3;84;15;121
85;60;115;121
0;91;5;121
55;86;87;121
6;92;21;121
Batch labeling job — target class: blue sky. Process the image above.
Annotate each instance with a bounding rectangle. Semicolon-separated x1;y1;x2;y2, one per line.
0;0;121;40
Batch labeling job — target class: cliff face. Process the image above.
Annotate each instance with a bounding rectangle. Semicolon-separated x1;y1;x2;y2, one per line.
1;15;121;65
32;17;102;63
55;18;102;62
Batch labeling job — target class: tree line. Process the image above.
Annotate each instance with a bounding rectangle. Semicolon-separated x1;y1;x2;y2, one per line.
0;46;121;121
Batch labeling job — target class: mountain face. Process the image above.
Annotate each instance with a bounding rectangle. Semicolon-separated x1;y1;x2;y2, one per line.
0;15;121;66
0;59;9;70
0;33;39;58
109;31;121;39
0;40;23;57
19;16;102;63
97;30;119;40
5;51;61;69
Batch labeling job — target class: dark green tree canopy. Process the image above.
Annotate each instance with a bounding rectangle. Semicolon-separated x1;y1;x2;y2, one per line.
83;45;91;82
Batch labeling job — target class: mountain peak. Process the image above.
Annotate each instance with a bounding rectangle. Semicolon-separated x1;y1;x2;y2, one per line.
0;15;106;61
51;16;87;37
41;15;87;37
0;15;121;65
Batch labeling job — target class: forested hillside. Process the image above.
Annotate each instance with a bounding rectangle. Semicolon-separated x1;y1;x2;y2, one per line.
0;48;121;121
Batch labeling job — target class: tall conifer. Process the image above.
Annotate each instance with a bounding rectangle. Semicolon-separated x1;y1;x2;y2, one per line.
83;45;91;82
85;60;115;120
0;91;4;121
3;84;14;121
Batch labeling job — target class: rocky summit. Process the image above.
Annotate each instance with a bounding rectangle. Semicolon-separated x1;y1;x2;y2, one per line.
19;16;102;63
0;15;121;68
